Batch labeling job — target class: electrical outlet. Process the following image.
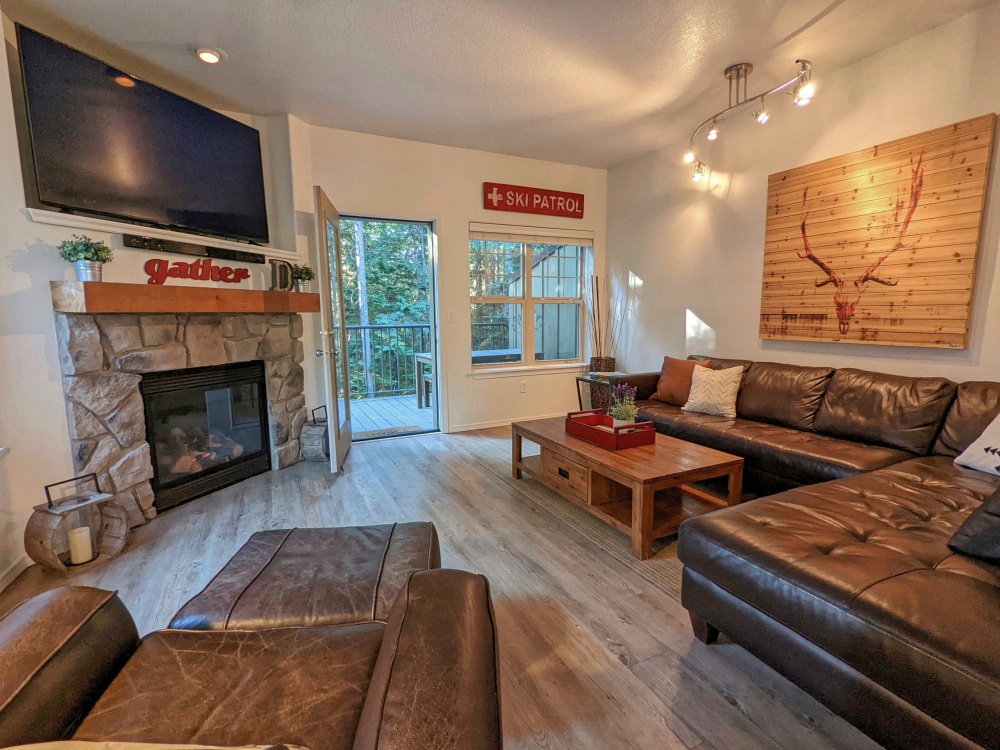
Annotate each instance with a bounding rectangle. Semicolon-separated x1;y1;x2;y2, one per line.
520;380;527;393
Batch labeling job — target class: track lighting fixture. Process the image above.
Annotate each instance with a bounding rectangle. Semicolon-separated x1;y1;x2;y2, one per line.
682;59;814;168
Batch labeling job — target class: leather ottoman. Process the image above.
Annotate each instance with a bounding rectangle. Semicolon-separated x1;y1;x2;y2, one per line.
169;523;440;630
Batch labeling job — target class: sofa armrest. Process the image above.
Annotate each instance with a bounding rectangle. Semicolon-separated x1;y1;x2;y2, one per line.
0;587;138;747
615;371;660;401
353;569;502;750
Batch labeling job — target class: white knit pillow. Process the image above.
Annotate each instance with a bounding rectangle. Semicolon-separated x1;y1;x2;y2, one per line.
682;365;743;418
955;413;1000;476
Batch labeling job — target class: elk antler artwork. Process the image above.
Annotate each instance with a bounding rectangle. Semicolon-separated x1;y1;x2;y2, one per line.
797;152;925;335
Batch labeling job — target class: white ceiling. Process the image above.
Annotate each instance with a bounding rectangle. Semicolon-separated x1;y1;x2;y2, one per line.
2;0;994;167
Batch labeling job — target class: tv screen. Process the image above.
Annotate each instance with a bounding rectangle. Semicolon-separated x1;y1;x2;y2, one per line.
17;25;269;243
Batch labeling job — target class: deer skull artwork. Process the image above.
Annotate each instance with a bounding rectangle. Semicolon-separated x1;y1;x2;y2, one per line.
797;152;925;335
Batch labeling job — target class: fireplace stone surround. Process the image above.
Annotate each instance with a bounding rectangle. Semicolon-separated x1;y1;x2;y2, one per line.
55;312;308;528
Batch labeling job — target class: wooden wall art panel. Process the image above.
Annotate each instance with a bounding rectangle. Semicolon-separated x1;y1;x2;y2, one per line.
759;114;995;348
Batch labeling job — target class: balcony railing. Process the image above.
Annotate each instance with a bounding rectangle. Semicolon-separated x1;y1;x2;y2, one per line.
345;324;431;399
345;322;511;399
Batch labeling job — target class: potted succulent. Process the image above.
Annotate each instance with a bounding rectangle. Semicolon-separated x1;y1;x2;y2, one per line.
608;383;639;428
58;235;113;282
291;264;316;293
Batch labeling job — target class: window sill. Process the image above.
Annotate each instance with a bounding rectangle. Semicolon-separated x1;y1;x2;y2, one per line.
470;362;588;379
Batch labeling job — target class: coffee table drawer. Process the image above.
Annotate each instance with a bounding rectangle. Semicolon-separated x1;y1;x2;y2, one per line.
541;448;588;500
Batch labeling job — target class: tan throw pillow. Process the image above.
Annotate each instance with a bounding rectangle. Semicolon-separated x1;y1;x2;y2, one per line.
682;365;743;418
652;357;710;406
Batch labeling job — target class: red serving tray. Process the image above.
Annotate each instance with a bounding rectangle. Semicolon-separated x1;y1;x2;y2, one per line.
565;409;656;450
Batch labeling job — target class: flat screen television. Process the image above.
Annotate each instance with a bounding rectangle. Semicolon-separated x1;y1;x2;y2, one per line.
17;24;269;243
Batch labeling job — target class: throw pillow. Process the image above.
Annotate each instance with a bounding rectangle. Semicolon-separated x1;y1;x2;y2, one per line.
948;488;1000;562
682;365;743;418
651;356;710;406
955;412;1000;476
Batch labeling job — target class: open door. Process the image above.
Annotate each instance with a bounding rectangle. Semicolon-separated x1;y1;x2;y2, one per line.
314;187;352;471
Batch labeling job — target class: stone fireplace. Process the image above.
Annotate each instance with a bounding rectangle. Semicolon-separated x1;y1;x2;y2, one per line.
55;311;309;527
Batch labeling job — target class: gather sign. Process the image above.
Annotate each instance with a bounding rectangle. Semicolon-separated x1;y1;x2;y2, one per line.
144;258;251;285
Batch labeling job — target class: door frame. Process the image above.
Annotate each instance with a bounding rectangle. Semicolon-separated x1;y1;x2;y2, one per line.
314;187;352;471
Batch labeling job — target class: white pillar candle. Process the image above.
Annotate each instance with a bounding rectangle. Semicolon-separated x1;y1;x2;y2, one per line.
68;526;93;565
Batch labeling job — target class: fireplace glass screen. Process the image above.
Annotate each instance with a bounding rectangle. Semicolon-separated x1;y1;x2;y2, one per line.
141;361;271;512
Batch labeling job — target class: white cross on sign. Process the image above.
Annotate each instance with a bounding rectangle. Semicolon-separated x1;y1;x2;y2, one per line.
487;187;503;207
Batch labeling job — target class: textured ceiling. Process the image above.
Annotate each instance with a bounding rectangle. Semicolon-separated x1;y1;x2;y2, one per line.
1;0;993;167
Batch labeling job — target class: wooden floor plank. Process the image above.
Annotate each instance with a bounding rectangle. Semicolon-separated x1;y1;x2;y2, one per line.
0;428;882;750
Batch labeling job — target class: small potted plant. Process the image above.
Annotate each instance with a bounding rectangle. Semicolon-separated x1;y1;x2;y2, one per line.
608;383;638;428
291;264;316;293
58;235;113;282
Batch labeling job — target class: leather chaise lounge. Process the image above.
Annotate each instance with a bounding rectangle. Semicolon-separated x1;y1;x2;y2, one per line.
0;522;503;750
621;358;1000;750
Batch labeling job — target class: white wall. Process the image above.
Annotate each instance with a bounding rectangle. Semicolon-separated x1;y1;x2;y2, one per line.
288;120;608;432
608;5;1000;383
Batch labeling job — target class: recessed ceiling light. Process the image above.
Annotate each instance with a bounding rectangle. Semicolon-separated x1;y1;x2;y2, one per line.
113;74;136;88
196;47;225;64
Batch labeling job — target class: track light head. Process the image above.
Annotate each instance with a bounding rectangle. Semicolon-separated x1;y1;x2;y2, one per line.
683;149;696;164
754;109;769;124
792;80;815;106
692;161;706;182
707;123;719;141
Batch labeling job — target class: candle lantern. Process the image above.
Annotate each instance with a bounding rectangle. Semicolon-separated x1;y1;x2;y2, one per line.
23;474;130;574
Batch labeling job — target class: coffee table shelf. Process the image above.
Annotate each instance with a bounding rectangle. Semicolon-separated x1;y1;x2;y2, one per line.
512;417;743;559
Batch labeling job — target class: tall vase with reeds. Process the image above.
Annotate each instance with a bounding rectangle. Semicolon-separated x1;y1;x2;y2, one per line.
585;275;630;374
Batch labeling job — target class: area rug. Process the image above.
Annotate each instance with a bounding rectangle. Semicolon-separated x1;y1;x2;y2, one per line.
460;430;684;602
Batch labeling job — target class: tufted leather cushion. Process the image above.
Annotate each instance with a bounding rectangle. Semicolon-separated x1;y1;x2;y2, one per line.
637;400;910;486
679;457;1000;749
737;362;834;431
0;587;139;748
169;523;440;630
813;369;956;455
933;381;1000;457
74;624;385;750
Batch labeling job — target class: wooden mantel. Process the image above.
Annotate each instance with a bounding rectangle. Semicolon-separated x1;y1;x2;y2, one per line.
51;281;321;315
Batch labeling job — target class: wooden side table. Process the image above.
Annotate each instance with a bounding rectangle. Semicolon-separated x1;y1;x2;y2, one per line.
24;494;130;574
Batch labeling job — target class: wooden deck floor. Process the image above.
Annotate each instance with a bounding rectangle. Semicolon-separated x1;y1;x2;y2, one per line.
349;393;437;438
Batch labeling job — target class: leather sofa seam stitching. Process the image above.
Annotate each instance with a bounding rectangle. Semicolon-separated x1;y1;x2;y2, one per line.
371;573;413;749
690;541;999;689
371;523;396;622
223;528;294;629
0;589;116;713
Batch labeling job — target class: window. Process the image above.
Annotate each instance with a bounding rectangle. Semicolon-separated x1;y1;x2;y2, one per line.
469;228;590;367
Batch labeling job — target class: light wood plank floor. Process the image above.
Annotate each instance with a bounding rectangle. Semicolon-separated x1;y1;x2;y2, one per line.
1;429;881;750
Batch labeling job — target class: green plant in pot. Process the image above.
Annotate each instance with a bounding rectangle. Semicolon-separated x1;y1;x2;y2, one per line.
608;383;638;428
291;264;316;293
58;235;113;282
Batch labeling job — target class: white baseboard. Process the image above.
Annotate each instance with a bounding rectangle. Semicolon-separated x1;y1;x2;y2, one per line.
0;556;29;592
448;412;567;433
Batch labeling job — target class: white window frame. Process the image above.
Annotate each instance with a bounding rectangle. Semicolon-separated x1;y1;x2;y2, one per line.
469;224;592;371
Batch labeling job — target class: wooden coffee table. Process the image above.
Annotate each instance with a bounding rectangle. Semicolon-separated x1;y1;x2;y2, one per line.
512;417;744;560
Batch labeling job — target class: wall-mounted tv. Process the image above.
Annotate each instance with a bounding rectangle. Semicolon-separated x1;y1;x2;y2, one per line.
17;24;269;244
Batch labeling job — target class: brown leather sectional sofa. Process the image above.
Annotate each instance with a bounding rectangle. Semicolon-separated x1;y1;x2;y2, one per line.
620;357;1000;750
621;356;966;496
0;525;503;750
